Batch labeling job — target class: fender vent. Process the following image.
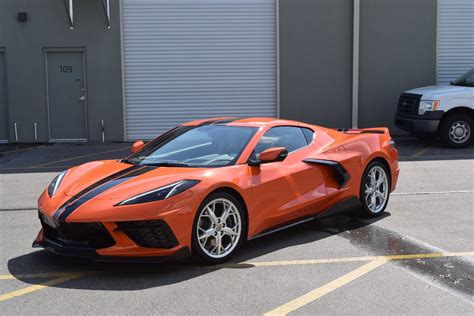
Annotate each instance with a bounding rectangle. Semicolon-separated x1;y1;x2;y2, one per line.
303;159;350;188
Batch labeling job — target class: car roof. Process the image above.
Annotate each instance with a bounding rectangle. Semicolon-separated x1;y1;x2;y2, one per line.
182;117;306;128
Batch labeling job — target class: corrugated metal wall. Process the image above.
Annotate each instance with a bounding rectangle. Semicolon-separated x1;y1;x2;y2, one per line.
437;0;474;84
122;0;277;140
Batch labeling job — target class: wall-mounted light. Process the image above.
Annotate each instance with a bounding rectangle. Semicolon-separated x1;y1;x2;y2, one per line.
17;12;28;22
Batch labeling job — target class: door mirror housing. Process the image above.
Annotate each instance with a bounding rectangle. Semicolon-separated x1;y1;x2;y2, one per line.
131;140;145;154
249;147;288;166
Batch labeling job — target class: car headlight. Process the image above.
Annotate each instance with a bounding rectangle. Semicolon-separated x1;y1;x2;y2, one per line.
418;100;440;115
48;170;67;197
116;180;200;206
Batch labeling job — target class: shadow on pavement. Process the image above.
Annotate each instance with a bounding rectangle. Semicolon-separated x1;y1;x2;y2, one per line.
394;136;474;161
7;212;389;291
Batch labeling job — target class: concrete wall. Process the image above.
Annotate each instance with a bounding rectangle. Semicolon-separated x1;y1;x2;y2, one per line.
279;0;437;132
0;0;123;142
358;0;437;133
279;0;354;128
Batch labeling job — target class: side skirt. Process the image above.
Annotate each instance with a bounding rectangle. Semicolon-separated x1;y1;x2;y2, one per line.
248;196;360;241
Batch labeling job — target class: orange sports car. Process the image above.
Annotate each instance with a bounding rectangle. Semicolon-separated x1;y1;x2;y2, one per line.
34;117;399;264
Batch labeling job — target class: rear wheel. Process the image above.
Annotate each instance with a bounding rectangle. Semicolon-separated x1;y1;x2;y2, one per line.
192;192;246;264
439;113;473;148
359;161;390;217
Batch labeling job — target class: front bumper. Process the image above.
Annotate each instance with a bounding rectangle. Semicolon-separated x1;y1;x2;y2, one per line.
33;210;191;263
394;111;443;135
33;231;190;263
33;235;190;263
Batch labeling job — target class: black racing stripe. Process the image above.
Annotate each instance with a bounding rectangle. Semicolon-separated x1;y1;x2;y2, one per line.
197;119;222;126
53;165;139;220
211;118;239;125
115;165;155;180
57;165;157;222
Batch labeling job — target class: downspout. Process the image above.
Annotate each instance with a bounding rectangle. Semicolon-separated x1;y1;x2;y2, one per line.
352;0;360;129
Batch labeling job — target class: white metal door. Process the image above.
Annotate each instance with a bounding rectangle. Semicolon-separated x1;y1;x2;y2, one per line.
437;0;474;84
122;0;277;140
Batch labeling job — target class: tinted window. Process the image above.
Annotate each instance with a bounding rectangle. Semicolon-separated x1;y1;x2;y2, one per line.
451;68;474;87
301;127;314;144
127;125;257;167
252;126;308;159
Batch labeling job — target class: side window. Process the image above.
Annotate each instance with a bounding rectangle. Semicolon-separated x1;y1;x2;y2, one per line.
301;127;314;144
252;126;308;159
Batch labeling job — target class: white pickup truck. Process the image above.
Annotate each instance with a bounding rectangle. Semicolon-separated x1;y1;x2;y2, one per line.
395;68;474;148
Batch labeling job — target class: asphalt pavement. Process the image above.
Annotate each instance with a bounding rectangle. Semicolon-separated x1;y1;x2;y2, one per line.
0;137;473;315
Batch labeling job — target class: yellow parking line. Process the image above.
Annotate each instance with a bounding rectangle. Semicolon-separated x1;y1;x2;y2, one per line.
412;146;431;157
33;147;129;167
243;251;474;268
262;252;474;315
0;272;90;303
264;258;389;316
0;145;47;155
0;272;90;280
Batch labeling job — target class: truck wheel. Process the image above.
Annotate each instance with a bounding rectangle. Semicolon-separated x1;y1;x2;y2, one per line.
439;113;473;148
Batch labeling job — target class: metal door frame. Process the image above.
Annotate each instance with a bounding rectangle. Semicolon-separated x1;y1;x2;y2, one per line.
44;48;88;142
0;48;9;143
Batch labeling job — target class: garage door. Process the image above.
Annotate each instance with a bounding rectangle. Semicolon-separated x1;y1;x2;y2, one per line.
122;0;277;140
437;0;474;84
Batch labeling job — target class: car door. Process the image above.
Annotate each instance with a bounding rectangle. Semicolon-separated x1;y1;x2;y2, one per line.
248;126;328;236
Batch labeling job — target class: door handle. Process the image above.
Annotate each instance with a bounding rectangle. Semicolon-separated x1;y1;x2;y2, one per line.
78;96;86;102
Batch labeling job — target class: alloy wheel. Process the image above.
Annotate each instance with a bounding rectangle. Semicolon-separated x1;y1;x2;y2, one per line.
196;198;242;259
364;166;389;214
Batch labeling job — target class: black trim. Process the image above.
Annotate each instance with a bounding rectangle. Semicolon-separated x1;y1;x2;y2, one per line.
337;129;386;134
33;237;190;263
303;158;351;188
249;197;360;240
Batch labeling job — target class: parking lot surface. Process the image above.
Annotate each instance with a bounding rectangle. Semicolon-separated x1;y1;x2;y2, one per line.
0;137;473;315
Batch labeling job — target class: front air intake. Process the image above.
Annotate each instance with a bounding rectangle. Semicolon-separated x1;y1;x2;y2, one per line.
115;220;178;249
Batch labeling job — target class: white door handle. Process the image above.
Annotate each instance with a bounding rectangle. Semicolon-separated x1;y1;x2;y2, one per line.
78;96;86;101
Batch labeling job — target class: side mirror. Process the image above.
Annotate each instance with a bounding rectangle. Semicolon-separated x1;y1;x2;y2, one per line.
131;140;145;154
249;147;288;166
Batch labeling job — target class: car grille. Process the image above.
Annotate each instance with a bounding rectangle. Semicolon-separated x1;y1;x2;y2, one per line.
397;93;422;115
115;220;178;249
39;212;115;249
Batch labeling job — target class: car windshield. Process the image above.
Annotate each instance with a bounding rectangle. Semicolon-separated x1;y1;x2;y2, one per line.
450;68;474;87
127;125;257;167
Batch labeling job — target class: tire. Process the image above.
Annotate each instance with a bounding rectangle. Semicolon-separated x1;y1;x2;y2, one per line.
359;161;391;218
439;113;473;148
191;192;247;264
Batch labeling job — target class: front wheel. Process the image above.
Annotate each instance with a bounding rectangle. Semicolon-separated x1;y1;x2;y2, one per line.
192;192;246;264
359;161;391;217
439;113;473;148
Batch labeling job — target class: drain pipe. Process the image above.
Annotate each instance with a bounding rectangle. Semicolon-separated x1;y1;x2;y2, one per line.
352;0;360;129
14;123;18;142
101;120;105;143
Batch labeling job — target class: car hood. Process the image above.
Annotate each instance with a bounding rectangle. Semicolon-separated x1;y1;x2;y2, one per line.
62;160;206;200
405;85;470;98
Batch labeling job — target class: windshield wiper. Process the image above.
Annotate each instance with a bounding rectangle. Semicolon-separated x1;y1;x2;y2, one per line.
142;162;191;167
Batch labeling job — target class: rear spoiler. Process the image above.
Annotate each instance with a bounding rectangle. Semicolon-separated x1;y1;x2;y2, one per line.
337;127;390;135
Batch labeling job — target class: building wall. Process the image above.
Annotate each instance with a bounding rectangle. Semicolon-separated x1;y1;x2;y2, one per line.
279;0;354;128
0;0;123;142
358;0;437;132
279;0;437;132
